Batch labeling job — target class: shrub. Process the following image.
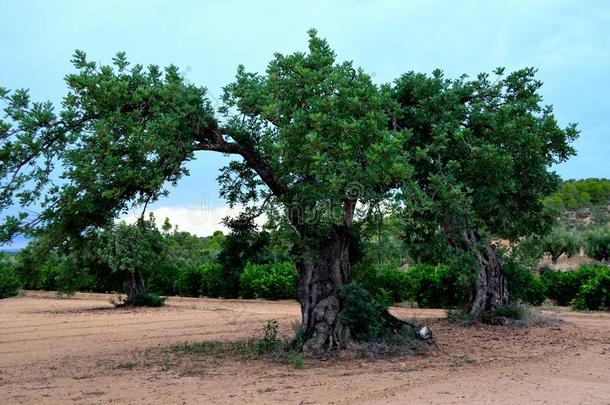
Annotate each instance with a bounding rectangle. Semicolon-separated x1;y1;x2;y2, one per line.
352;264;410;304
341;283;390;342
147;262;179;296
239;262;297;300
491;303;558;325
200;262;224;297
503;260;546;305
404;263;471;308
174;266;205;297
541;264;600;306
573;269;610;310
493;302;527;320
540;226;582;264
446;308;475;325
0;263;21;299
173;263;223;297
255;319;281;354
130;292;166;307
585;227;610;262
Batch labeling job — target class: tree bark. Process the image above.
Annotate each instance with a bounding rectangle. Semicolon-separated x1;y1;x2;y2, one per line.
551;254;559;265
125;271;146;305
294;227;352;352
459;230;508;318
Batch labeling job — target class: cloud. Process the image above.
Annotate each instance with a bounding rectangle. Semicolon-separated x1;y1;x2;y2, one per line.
121;203;266;236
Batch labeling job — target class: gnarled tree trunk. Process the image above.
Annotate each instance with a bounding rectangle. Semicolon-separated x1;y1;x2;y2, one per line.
295;227;352;352
125;271;146;304
459;230;508;318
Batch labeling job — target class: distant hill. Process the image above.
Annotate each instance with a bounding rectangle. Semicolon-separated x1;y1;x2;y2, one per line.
1;248;22;254
547;178;610;210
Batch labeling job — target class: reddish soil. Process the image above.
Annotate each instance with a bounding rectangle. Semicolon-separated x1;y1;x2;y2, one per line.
1;291;609;404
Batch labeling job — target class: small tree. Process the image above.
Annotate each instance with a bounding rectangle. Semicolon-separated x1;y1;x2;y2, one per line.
394;68;578;318
97;217;165;305
216;216;273;298
541;226;583;264
585;227;610;262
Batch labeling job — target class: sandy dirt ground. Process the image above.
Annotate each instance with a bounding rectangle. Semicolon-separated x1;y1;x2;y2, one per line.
1;291;609;404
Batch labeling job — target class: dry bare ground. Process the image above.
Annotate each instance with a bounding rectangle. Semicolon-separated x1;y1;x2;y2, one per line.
1;291;609;404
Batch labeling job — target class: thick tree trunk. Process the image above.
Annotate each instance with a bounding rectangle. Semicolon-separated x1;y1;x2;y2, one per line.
295;227;352;352
125;271;146;304
459;230;508;318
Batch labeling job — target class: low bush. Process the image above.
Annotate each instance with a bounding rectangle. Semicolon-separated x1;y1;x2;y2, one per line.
147;263;179;296
573;269;610;310
130;292;166;307
404;263;471;308
200;262;224;297
352;264;410;304
503;260;546;305
239;262;297;300
173;263;223;297
341;283;390;342
541;264;601;306
174;266;205;297
585;227;610;262
491;303;559;326
254;319;281;354
0;263;21;299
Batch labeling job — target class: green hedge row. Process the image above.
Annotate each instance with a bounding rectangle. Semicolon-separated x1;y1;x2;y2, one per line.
542;264;610;310
0;265;20;299
353;261;609;311
352;262;474;308
172;262;297;300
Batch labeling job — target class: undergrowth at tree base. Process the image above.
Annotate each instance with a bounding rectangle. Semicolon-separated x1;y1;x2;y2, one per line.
112;292;166;308
447;303;560;327
167;318;433;370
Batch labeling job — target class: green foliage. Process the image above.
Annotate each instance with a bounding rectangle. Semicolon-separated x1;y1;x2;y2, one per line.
1;50;215;242
503;260;546;305
0;256;21;298
446;308;475;325
288;351;304;369
174;266;206;297
341;283;390;342
254;320;281;354
173;262;224;297
404;263;472;308
396;67;578;251
240;262;297;300
492;302;528;320
98;217;165;284
146;262;179;296
129;292;166;307
540;225;583;263
351;263;410;304
541;264;602;306
200;262;224;297
573;270;610;310
216;218;274;298
546;178;610;210
585;227;610;261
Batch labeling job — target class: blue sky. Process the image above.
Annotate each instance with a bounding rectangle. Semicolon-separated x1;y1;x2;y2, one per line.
1;0;609;244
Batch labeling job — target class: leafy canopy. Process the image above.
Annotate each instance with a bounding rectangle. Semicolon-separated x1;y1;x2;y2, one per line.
1;30;410;244
394;68;578;246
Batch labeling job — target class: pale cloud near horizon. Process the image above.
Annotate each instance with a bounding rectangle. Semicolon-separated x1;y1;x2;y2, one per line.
121;204;267;236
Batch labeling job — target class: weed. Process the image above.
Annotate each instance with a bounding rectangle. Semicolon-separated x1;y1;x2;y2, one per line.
288;351;304;369
255;319;280;354
446;308;476;325
116;361;136;370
